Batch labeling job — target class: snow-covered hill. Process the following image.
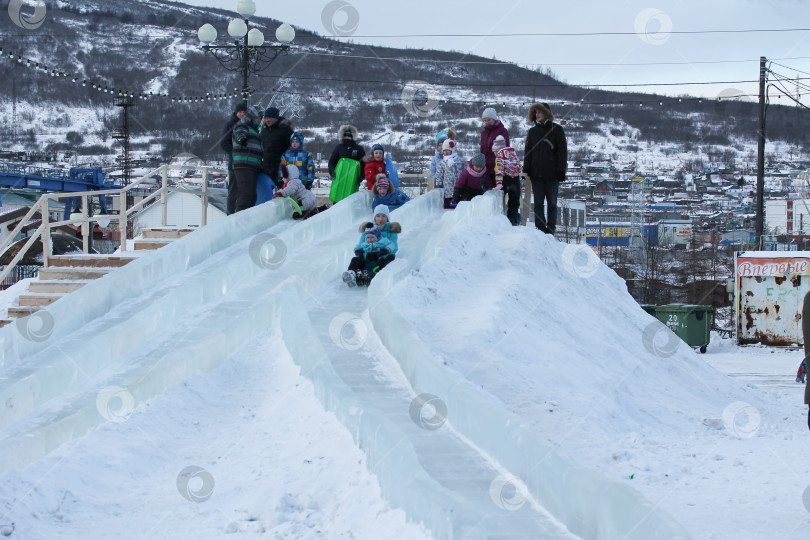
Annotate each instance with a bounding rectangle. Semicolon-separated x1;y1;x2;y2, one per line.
2;0;809;169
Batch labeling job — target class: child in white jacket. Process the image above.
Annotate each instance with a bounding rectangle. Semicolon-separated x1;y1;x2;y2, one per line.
276;165;328;219
434;139;465;209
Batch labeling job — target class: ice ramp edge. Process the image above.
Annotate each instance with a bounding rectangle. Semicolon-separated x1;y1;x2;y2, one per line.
0;191;375;433
367;193;692;540
0;192;381;469
0;195;304;363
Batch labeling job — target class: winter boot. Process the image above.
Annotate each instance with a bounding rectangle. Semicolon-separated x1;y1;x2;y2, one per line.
356;270;372;287
342;270;357;288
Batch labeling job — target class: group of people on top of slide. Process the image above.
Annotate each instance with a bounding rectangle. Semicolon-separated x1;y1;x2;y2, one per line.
219;102;568;285
219;102;568;233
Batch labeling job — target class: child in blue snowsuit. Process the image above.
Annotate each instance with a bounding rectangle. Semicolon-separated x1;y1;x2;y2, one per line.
280;132;315;189
343;226;393;287
372;174;409;211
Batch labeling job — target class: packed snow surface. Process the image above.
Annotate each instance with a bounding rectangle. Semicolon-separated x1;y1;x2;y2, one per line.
0;206;808;539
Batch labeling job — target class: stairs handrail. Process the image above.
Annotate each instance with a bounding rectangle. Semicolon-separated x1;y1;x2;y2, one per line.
0;163;226;287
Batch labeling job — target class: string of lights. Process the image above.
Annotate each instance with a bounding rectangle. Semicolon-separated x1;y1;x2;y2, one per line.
6;43;810;108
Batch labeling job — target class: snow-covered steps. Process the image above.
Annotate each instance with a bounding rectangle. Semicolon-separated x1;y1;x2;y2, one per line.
36;267;112;281
133;228;195;250
3;236;176;323
140;227;196;239
28;280;90;294
47;254;137;268
17;292;66;307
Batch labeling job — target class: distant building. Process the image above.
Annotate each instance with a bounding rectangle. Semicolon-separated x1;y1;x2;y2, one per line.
130;190;227;236
556;199;587;243
721;229;755;245
765;199;810;236
585;220;658;247
657;220;692;246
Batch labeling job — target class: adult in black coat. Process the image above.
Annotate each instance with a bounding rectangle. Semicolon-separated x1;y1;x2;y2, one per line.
523;102;567;234
261;107;294;189
220;102;247;214
327;124;365;181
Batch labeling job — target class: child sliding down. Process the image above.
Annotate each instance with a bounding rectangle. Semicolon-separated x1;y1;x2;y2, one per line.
342;225;394;287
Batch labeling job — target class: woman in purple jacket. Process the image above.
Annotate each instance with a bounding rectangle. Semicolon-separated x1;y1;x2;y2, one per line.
480;107;510;191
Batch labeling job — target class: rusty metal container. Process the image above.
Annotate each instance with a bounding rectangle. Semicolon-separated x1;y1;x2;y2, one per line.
735;251;810;346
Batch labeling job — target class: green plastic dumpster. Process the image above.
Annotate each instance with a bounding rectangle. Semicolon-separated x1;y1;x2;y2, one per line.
640;304;657;316
653;304;714;353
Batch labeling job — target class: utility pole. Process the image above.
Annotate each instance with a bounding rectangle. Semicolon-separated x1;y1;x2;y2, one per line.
12;81;17;146
755;56;767;248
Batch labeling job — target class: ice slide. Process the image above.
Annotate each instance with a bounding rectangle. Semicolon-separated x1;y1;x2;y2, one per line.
0;190;689;539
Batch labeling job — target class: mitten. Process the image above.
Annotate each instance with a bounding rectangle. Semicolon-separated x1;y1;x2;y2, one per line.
366;252;379;261
450;200;458;208
305;180;313;190
494;183;503;191
379;248;390;256
354;249;363;258
237;137;248;146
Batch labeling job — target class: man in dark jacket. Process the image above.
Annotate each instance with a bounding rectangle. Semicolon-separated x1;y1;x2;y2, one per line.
802;291;810;430
220;102;247;215
232;105;264;212
327;124;365;181
261;107;294;189
523;102;567;234
480;107;510;191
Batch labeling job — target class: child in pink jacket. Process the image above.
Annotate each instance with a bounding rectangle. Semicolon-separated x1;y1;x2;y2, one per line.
493;135;522;225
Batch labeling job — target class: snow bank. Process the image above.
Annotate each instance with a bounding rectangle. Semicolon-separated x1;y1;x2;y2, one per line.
368;191;691;539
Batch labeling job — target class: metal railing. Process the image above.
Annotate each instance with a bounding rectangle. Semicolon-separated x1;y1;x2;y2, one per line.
0;163;226;286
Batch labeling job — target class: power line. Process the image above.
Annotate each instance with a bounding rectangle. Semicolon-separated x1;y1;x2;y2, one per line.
254;71;760;89
770;61;810;76
319;28;810;38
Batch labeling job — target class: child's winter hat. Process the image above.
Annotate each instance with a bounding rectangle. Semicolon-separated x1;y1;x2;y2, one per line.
234;101;248;113
371;143;385;154
375;175;390;189
374;204;391;222
280;164;299;180
471;153;486;168
364;226;382;242
290;131;304;145
492;135;506;152
246;105;263;121
441;139;456;152
482;107;498;120
436;128;456;146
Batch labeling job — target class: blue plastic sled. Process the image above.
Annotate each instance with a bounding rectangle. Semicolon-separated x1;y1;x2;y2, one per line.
256;172;276;204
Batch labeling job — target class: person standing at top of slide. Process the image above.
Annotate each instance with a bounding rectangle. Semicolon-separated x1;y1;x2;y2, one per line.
480;107;510;191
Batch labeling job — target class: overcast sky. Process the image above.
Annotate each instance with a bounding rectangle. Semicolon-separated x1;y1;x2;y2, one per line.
182;0;810;104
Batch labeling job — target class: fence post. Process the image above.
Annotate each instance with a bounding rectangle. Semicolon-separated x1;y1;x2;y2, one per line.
81;193;89;254
201;166;209;227
42;199;51;267
521;173;532;227
161;166;169;227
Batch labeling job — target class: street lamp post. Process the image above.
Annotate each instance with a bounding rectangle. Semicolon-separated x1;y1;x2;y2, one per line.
197;0;295;105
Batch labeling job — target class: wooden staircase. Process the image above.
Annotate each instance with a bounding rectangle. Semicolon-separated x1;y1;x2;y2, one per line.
0;228;195;328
